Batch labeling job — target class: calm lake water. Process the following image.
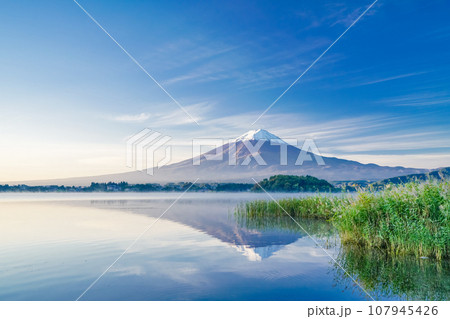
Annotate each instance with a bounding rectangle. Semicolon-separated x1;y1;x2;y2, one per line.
0;193;448;301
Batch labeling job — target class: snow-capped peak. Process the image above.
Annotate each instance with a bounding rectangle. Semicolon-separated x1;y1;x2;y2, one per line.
235;129;286;144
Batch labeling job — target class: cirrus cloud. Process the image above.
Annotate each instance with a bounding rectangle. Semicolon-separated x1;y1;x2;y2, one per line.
112;113;151;123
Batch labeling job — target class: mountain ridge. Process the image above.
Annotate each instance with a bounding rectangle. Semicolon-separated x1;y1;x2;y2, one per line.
5;129;431;186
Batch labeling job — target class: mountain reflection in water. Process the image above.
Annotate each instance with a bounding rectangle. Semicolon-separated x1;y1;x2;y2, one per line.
87;198;307;261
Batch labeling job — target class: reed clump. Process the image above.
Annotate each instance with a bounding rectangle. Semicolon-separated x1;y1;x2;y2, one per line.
241;195;350;220
334;182;449;259
236;181;450;259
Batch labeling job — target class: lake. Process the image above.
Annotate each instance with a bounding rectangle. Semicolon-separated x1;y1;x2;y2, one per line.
0;193;448;301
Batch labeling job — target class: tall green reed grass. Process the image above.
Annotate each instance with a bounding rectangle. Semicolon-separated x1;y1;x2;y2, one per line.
335;182;449;259
236;181;450;259
240;195;350;220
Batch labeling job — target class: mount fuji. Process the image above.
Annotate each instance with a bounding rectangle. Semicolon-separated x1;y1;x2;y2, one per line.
19;129;429;186
157;128;427;182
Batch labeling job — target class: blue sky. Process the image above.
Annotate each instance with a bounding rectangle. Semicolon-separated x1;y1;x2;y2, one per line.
0;0;449;180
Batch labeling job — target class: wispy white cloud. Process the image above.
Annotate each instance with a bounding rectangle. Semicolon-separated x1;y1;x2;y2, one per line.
296;0;381;30
324;153;450;169
327;131;450;153
112;112;151;122
144;37;241;71
161;35;339;90
168;111;396;142
178;110;448;157
149;101;214;126
112;101;215;130
354;71;427;86
379;92;450;107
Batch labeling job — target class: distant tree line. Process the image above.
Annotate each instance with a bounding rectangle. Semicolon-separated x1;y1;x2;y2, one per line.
0;175;343;193
252;175;338;192
4;169;448;194
0;182;254;193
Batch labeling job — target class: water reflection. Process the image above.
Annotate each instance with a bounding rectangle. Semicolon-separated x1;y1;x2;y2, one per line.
1;193;446;300
87;198;305;262
334;247;450;301
236;209;450;301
